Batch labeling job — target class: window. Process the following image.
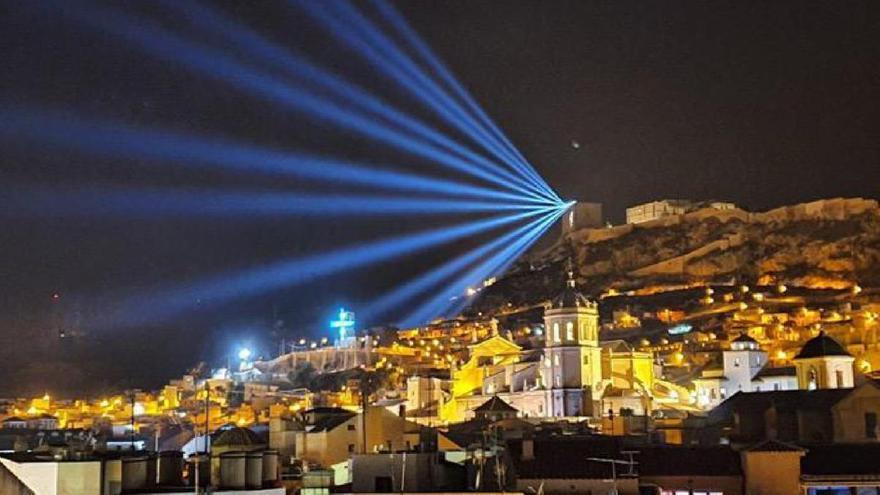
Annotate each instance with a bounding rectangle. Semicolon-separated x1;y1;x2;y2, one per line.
348;444;355;453
866;412;877;439
583;356;589;365
808;368;818;390
554;354;560;366
836;369;845;387
734;358;741;367
347;424;356;431
720;388;727;399
566;321;574;340
553;323;560;342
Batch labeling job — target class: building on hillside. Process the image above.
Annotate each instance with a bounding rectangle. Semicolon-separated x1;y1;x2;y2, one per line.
439;271;657;423
693;334;797;409
707;381;880;445
793;331;855;390
472;397;518;422
560;201;603;236
625;199;736;224
293;406;423;469
405;375;446;420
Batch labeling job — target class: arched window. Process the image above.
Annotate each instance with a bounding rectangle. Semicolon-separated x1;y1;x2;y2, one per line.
808;367;818;390
553;323;560;342
566;321;574;341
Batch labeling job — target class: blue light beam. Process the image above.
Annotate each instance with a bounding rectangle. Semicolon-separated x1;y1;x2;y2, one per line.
45;0;547;202
0;106;555;206
400;206;567;327
1;185;549;219
362;205;565;323
368;0;560;202
293;0;559;203
161;0;556;205
96;207;557;328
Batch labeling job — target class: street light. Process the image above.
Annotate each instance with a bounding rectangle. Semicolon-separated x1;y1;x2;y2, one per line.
238;348;252;361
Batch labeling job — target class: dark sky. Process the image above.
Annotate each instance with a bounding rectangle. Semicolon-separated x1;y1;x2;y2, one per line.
1;0;879;395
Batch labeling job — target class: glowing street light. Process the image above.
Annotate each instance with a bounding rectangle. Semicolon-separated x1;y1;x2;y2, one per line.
238;348;252;361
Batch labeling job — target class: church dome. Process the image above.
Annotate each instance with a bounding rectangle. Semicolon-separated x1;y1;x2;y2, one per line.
551;285;592;309
794;332;851;359
731;333;759;350
212;426;264;448
549;267;594;309
732;334;758;344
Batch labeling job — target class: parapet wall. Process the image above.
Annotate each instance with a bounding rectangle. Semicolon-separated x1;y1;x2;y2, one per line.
751;197;878;223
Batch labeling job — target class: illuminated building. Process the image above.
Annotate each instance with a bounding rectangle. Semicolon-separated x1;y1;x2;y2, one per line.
559;201;603;236
542;269;602;417
693;334;796;409
793;332;855;390
625;199;736;224
439;269;660;422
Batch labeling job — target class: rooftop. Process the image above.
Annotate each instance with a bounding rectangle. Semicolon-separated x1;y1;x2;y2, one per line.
795;332;851;359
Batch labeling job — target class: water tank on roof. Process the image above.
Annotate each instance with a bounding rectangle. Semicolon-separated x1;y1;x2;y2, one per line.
219;451;247;489
246;450;264;488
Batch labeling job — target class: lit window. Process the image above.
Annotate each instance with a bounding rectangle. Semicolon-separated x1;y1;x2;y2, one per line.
553;323;560;342
566;322;574;340
554;354;560;366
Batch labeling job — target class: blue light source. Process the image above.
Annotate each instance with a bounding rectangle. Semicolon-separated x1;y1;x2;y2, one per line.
10;0;573;333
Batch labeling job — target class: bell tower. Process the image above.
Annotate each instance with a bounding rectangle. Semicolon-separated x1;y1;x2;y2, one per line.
542;262;601;417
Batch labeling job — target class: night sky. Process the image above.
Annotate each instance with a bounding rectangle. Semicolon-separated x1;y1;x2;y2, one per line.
1;0;879;396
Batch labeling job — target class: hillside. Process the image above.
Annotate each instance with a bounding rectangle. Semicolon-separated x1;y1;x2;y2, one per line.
471;198;880;313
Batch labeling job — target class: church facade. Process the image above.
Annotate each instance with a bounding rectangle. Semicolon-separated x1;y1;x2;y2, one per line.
438;272;656;423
